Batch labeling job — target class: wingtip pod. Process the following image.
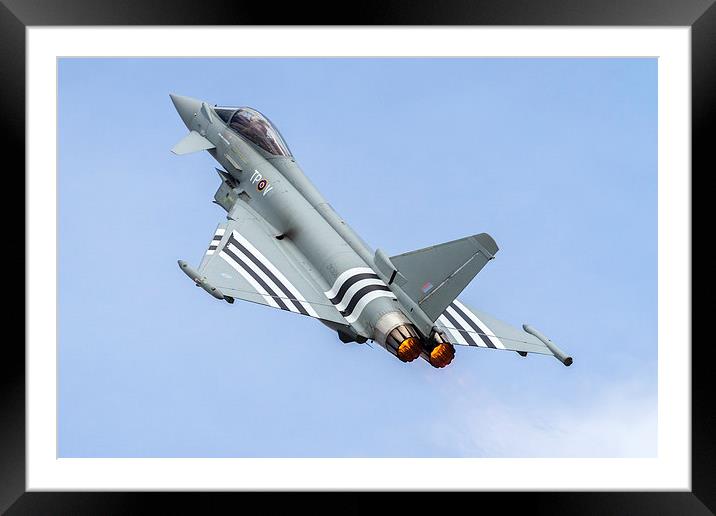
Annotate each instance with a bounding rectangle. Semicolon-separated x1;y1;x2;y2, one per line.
522;324;573;367
178;259;228;301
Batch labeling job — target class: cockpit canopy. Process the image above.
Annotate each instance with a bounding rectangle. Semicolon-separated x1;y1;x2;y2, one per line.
214;106;292;157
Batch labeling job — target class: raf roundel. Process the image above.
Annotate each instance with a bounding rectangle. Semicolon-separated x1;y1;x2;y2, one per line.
257;179;268;191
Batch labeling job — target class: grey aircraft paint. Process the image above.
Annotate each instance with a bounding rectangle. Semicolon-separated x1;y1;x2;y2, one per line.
170;94;572;368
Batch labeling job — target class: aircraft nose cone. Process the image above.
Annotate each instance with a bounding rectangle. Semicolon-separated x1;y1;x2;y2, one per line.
170;93;201;129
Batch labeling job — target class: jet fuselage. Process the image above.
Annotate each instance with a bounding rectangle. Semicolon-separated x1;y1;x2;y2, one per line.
171;94;447;365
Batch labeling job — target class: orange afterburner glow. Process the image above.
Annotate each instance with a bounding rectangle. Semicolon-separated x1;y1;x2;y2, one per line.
397;337;422;362
429;343;455;368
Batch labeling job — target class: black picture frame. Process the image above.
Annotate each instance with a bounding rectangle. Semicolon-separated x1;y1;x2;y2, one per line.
4;1;708;513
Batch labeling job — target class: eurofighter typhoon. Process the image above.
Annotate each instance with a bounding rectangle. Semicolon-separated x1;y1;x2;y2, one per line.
171;94;572;369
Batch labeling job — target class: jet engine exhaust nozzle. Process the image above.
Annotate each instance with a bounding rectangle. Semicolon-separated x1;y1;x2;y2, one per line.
397;337;422;362
385;324;422;363
429;342;456;368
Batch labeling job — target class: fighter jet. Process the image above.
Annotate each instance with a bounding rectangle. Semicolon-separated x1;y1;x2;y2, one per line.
170;94;572;369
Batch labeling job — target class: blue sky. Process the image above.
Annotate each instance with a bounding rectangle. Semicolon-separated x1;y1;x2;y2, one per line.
58;58;657;457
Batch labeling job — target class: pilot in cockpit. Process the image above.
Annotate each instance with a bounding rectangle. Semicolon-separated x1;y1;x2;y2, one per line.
226;108;291;157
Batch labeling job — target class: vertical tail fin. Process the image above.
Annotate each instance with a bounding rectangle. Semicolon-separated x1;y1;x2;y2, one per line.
389;233;498;323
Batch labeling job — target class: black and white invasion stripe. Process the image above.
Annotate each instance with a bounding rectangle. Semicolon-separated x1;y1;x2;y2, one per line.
438;300;505;349
206;227;225;255
324;267;396;324
217;230;319;318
